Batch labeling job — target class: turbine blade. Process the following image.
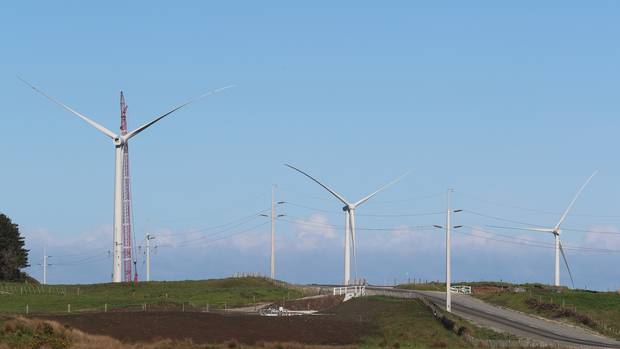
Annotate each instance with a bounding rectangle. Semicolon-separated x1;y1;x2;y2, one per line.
19;77;117;139
284;164;350;205
558;240;575;288
354;170;411;207
125;85;235;140
554;170;598;231
487;225;555;233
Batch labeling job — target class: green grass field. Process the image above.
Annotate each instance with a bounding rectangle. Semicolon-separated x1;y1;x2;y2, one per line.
0;277;305;314
358;296;515;349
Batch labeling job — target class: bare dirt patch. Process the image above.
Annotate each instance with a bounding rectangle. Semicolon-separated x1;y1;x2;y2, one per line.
37;310;371;346
472;285;503;295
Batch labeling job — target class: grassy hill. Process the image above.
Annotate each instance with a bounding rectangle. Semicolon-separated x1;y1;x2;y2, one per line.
398;281;620;340
0;277;305;314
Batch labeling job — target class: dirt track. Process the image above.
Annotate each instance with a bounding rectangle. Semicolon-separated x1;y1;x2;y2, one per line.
39;310;372;345
267;295;345;311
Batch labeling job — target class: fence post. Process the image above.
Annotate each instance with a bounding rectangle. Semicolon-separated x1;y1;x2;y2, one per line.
68;304;71;313
206;302;209;312
104;303;107;312
26;304;29;315
182;303;185;312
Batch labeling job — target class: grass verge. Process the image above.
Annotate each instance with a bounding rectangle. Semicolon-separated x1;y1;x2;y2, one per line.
466;282;620;340
354;296;515;348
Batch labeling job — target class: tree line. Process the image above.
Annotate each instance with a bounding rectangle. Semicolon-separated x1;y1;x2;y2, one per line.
0;213;29;281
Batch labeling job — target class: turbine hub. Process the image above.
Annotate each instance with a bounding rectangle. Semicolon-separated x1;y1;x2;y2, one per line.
113;136;125;146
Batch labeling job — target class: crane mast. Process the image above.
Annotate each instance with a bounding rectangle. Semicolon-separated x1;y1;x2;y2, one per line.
120;92;136;282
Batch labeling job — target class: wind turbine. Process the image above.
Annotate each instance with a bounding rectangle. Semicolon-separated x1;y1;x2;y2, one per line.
285;164;409;285
21;78;233;282
494;171;597;288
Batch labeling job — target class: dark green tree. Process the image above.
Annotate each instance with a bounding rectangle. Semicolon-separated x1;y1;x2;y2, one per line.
0;213;29;280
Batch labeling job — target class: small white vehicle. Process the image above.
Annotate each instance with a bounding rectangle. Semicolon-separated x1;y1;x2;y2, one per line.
259;306;317;317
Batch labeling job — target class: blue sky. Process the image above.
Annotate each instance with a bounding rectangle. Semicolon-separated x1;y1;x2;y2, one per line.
1;1;620;290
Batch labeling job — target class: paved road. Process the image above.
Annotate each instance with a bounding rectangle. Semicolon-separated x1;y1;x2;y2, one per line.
365;286;620;348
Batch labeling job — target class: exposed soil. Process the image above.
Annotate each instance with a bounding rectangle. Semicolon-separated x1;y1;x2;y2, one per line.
37;306;374;345
472;285;504;295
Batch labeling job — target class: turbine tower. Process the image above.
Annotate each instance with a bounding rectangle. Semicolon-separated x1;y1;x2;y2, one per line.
285;164;409;285
21;78;233;282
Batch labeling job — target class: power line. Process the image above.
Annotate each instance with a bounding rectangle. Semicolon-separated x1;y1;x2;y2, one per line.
158;221;270;248
464;210;620;236
285;201;443;217
50;249;109;258
284;202;338;214
175;221;270;247
278;216;437;232
148;192;271;224
457;191;620;218
182;222;271;248
52;251;109;266
52;256;109;267
562;227;620;235
277;186;335;202
371;192;445;205
459;226;620;254
280;186;444;206
462;210;543;227
156;208;270;238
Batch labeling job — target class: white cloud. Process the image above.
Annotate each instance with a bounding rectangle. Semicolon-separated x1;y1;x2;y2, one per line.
584;225;620;250
25;225;112;252
284;213;338;251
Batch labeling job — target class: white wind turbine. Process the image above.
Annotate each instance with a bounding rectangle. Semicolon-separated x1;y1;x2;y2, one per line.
21;78;233;283
285;164;409;285
494;171;597;288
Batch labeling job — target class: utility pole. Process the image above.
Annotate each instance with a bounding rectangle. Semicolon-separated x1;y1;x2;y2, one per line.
145;234;155;282
446;188;453;313
434;189;462;313
42;247;48;285
271;185;276;280
261;186;285;280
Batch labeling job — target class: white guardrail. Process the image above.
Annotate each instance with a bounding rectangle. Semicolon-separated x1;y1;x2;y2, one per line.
450;285;472;294
333;285;366;301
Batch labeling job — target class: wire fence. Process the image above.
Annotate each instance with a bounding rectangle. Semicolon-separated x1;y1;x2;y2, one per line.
0;278;320;316
15;300;277;316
